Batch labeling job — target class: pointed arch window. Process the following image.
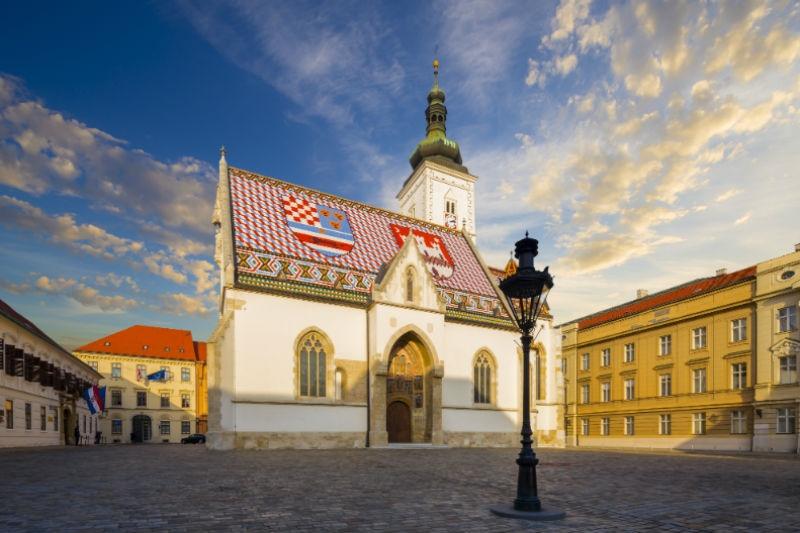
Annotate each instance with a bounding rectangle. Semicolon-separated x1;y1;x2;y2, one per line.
298;332;328;398
405;267;415;303
473;352;495;405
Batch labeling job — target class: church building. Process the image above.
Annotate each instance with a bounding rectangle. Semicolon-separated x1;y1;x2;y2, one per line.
207;61;564;449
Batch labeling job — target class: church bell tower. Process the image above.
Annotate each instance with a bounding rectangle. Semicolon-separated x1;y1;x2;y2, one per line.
397;59;477;241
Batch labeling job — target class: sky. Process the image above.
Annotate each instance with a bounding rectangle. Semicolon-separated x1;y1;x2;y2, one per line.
0;0;799;349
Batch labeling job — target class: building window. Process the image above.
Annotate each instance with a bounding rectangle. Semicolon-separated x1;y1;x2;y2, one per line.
181;393;190;409
601;382;611;403
623;343;635;363
730;410;746;434
580;383;590;404
5;400;13;429
298;331;328;398
659;335;671;356
405;269;415;303
111;389;122;407
778;306;797;332
445;199;456;215
731;318;747;342
24;403;31;430
779;356;797;384
581;418;589;436
473;352;494;405
624;378;635;400
692;327;707;349
38;405;45;431
160;393;170;408
89;361;99;372
624;416;635;435
111;419;122;435
160;366;171;381
731;363;747;389
600;417;609;436
136;364;146;382
136;391;147;407
50;406;58;431
659;414;672;435
601;348;610;367
581;353;590;371
159;420;170;436
181;421;191;434
111;363;122;379
692;413;706;435
777;408;796;434
659;374;672;397
693;368;707;393
181;368;191;382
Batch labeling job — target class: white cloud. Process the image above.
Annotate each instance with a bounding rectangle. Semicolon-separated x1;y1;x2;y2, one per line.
34;275;138;312
715;189;741;203
555;54;578;76
734;212;752;226
159;292;212;316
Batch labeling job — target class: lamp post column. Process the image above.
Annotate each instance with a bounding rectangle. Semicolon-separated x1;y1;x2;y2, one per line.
515;332;541;512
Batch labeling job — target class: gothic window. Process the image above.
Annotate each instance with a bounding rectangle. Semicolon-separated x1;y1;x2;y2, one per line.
406;268;415;303
473;351;495;405
297;331;330;398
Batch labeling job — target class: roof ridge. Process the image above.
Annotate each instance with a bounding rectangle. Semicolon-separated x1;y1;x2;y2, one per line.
229;166;465;237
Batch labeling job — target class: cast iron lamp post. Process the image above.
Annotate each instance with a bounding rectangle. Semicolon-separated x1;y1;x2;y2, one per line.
490;232;565;521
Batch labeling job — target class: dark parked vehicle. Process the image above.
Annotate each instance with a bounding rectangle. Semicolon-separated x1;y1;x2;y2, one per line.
181;434;206;444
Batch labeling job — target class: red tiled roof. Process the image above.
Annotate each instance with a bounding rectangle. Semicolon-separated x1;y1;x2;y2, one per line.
76;325;205;362
576;266;757;330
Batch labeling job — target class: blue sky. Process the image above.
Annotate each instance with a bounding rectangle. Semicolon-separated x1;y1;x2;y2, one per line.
1;1;799;349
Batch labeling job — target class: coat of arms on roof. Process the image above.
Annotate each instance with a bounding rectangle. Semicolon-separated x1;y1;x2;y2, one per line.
390;223;454;279
283;195;355;257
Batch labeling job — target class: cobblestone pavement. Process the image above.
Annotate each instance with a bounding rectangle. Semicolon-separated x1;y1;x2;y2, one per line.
1;445;798;532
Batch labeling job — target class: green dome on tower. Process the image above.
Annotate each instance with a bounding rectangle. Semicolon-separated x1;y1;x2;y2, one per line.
409;59;467;173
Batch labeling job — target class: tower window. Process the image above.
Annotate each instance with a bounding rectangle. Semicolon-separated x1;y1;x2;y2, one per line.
445;200;456;215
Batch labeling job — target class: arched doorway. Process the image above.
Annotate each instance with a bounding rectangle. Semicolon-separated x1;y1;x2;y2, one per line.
132;415;152;443
384;332;439;444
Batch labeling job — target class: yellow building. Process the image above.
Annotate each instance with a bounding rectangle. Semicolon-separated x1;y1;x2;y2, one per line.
753;245;800;452
562;266;757;451
74;325;207;443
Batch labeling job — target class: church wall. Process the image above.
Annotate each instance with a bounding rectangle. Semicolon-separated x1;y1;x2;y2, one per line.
235;403;366;433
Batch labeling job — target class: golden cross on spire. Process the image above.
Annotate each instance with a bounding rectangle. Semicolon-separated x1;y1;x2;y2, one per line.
433;58;439;86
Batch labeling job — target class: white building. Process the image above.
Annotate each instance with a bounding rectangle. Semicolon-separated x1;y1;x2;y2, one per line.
207;62;563;449
1;298;101;447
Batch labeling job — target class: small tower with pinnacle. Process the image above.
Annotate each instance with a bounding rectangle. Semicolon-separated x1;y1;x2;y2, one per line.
397;59;478;241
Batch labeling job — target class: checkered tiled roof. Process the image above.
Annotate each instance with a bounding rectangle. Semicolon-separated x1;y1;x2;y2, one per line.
228;168;498;299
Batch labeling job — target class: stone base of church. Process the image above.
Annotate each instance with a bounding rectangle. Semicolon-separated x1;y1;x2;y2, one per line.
442;431;518;448
536;429;566;448
206;431;366;450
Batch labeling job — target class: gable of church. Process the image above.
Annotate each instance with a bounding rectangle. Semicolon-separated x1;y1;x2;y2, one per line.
372;234;445;313
228;167;512;328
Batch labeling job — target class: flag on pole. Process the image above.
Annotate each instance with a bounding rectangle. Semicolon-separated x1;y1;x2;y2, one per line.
83;385;105;415
146;369;167;382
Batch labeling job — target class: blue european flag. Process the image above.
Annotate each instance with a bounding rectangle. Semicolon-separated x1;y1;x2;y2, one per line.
146;369;167;382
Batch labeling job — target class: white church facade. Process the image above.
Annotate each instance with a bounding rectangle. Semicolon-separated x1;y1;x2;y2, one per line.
207;62;564;450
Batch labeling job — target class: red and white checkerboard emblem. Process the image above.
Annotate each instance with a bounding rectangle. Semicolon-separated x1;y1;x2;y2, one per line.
282;195;355;257
389;223;455;279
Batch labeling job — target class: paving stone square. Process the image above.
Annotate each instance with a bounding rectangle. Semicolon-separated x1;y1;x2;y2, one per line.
0;445;798;532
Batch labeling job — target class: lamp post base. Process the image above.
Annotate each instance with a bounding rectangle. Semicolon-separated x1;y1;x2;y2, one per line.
489;505;566;521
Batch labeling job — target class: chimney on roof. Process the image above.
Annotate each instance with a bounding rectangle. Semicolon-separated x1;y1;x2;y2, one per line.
794;243;800;253
716;268;727;276
636;289;648;299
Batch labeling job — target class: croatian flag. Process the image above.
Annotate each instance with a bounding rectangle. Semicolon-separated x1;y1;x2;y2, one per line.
147;369;167;382
83;385;105;415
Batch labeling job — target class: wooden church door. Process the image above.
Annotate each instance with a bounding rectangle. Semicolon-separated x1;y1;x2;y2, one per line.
387;401;411;443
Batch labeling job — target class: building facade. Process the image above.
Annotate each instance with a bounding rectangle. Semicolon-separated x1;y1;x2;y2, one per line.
74;326;207;444
1;298;101;448
563;267;758;451
207;62;564;450
753;245;800;453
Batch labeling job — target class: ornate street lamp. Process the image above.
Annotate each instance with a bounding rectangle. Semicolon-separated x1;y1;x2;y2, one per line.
490;232;565;521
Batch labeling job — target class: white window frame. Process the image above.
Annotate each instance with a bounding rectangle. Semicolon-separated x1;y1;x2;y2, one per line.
779;356;797;384
623;343;635;363
692;327;707;349
581;418;589;436
111;389;122;408
601;382;611;403
181;420;191;435
692;412;706;435
778;306;797;333
731;363;746;390
659;414;671;435
601;348;610;367
159;420;170;436
624;378;635;400
659;374;671;397
730;410;746;434
693;368;707;393
181;393;190;409
111;362;122;379
624;416;634;435
659;335;671;356
111;419;123;435
600;417;609;436
777;408;796;434
731;318;747;342
581;353;590;371
580;383;590;404
181;367;191;382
